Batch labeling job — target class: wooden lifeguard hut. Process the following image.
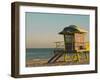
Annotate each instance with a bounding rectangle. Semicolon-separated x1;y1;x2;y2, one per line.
59;25;87;53
48;25;88;63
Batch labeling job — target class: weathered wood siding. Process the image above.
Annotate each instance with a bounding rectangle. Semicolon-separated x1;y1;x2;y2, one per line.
74;33;85;51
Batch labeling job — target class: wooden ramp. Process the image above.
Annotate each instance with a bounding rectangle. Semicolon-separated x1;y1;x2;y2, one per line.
48;49;65;63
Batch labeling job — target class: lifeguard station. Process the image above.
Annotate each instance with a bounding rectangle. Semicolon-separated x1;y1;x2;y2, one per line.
48;25;89;63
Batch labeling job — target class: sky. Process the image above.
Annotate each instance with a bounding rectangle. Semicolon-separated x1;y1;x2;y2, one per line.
25;12;90;48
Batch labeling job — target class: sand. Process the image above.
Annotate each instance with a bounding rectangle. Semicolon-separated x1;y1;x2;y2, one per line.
26;54;89;67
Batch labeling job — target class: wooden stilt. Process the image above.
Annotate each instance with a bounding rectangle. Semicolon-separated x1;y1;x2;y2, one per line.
64;53;67;62
76;52;80;62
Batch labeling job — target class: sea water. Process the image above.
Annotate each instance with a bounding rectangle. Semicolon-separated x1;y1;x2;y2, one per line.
26;48;55;60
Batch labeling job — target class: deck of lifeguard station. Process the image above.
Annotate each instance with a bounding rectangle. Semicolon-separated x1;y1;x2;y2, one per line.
47;41;89;64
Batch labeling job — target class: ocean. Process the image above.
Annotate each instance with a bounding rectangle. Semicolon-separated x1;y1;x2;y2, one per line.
26;48;55;60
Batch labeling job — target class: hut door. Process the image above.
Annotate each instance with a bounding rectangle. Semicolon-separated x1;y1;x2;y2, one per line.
65;34;74;52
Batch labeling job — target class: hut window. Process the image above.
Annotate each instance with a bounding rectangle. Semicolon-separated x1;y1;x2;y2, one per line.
79;46;84;50
65;35;73;43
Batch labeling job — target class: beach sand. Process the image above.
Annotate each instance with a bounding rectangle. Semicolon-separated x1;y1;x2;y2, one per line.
26;54;89;67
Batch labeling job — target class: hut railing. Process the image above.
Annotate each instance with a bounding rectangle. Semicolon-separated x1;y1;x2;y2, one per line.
54;41;65;49
54;41;89;51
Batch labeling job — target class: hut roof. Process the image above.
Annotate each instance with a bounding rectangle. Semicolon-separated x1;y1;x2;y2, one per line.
59;25;87;34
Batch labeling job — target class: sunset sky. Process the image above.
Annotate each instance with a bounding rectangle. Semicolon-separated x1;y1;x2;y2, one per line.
25;12;89;48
